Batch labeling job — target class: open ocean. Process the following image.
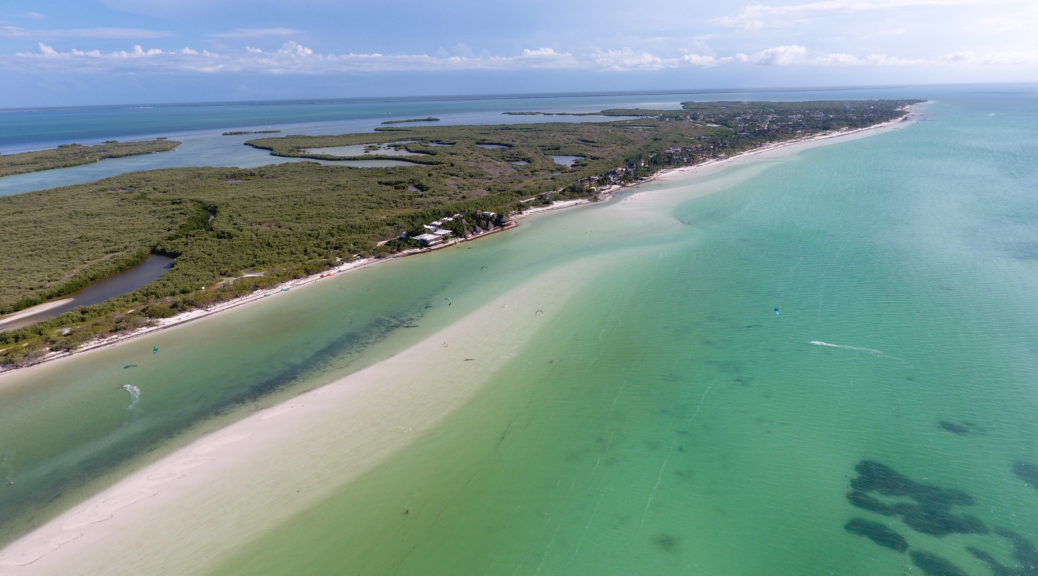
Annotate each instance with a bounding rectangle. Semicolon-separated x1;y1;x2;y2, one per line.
1;84;1037;575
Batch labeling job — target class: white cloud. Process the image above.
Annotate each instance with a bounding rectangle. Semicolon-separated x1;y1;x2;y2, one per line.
681;53;726;67
521;47;564;58
27;42;166;59
120;45;164;57
812;51;922;65
277;41;313;57
592;44;855;70
22;12;46;20
5;40;1031;78
814;52;862;65
751;44;808;66
939;49;1038;66
593;48;667;71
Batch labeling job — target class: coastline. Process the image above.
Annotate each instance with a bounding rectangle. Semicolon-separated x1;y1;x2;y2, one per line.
0;109;918;377
0;108;922;572
0;299;74;332
0;245;625;575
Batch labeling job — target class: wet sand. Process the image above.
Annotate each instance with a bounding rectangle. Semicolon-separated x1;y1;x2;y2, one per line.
0;251;620;575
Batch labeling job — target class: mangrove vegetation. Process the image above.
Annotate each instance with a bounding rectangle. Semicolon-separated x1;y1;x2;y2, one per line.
0;99;920;367
0;139;180;177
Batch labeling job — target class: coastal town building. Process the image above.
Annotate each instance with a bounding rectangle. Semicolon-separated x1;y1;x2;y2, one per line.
414;232;445;246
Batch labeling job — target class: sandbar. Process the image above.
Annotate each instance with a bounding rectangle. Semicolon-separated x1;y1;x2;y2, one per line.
0;108;920;573
0;250;624;575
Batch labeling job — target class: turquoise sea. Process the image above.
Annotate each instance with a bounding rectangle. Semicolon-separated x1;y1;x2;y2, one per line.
1;85;1037;575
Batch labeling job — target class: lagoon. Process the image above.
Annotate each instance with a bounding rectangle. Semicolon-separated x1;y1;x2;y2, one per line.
302;142;428;157
551;154;584;167
0;255;174;331
0;87;922;197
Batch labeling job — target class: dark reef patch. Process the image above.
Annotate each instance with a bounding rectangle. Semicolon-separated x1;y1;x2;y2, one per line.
845;463;1038;576
969;526;1038;576
844;518;909;552
847;461;986;537
939;421;982;436
652;533;680;554
910;550;969;576
847;489;897;516
851;461;973;507
1013;461;1038;491
850;460;916;496
967;546;1014;576
900;507;987;537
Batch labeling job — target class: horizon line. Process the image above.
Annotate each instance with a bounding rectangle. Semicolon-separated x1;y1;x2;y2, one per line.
2;80;1030;113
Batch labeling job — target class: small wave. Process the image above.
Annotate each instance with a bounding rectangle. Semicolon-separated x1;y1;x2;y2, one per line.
809;340;903;361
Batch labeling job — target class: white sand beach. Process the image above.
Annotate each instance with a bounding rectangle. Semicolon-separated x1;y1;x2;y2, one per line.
0;110;920;574
0;249;626;575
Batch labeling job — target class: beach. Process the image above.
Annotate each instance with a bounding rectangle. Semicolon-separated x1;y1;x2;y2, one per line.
0;245;626;575
0;113;921;573
0;299;74;332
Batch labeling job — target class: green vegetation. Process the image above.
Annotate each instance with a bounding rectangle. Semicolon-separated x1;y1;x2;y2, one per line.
381;117;440;125
0;139;180;177
0;100;919;366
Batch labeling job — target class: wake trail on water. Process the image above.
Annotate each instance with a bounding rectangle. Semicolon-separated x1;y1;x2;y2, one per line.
121;384;141;412
809;340;905;362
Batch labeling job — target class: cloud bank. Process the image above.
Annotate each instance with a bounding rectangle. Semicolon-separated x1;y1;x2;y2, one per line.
10;40;1032;77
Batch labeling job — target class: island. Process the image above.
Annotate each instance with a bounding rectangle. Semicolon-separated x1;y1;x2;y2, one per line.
0;139;181;178
221;130;282;136
0;99;920;367
381;117;440;125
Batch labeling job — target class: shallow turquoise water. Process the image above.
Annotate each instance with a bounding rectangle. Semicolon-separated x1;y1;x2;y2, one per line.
210;90;1038;575
2;86;1037;575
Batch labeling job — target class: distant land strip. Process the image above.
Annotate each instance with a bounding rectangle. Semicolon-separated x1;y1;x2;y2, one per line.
0;139;180;178
222;130;282;136
381;117;440;125
0;99;920;367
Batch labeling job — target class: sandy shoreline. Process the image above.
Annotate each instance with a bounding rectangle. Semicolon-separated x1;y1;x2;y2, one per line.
0;110;916;377
0;247;623;575
0;299;74;331
0;109;920;572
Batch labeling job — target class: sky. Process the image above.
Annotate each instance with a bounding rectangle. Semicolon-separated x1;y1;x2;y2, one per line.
0;0;1035;107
